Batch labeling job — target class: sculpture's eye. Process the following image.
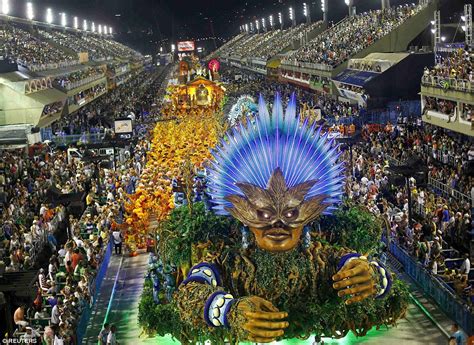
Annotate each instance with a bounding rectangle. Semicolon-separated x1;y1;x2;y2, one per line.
283;209;299;220
257;209;274;221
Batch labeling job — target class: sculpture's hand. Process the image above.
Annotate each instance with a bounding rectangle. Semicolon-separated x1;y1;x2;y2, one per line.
230;296;288;343
332;258;377;305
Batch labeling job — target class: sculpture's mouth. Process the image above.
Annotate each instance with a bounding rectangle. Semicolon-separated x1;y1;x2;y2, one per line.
263;228;292;242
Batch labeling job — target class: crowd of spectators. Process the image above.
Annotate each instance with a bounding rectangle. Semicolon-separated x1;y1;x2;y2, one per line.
3;66;171;344
284;4;424;67
422;48;473;91
342;122;473;305
38;28;141;61
53;67;105;90
423;96;457;116
0;24;76;69
248;22;323;60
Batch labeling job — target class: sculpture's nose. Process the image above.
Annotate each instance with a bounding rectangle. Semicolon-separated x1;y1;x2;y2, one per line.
271;219;287;228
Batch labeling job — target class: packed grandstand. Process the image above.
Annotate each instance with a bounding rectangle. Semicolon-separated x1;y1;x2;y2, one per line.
0;0;473;344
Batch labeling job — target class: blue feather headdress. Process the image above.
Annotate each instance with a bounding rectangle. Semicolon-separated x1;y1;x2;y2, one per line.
208;93;345;216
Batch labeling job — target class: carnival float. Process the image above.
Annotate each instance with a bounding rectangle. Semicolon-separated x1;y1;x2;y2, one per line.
130;63;409;344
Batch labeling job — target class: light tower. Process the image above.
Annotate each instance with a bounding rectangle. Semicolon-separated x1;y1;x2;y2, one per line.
46;8;53;24
303;3;311;24
262;18;266;32
74;16;79;30
1;0;10;15
60;12;67;27
26;2;34;20
278;12;283;30
289;7;296;27
83;19;88;31
345;0;356;17
321;0;328;22
269;15;274;29
463;4;472;47
255;19;260;33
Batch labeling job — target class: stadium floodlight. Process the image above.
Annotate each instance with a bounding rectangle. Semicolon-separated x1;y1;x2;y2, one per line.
160;47;163;53
109;27;113;35
245;23;249;32
461;15;466;21
441;36;446;42
278;12;282;25
431;28;436;34
462;25;467;32
26;2;34;20
289;7;293;20
250;22;254;31
255;19;259;31
289;7;296;27
262;17;265;30
344;0;350;5
74;16;78;29
98;24;102;34
1;0;10;15
430;20;435;25
303;2;311;23
92;22;96;33
61;13;67;27
83;19;88;31
269;14;273;28
46;8;53;24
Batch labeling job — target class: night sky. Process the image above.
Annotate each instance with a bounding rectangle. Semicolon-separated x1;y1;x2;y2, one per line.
6;0;468;54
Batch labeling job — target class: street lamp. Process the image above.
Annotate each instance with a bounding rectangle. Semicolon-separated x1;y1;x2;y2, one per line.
26;2;34;20
1;0;9;15
46;8;53;24
74;16;78;29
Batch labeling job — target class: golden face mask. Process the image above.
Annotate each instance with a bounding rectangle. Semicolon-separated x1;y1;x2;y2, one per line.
225;168;329;252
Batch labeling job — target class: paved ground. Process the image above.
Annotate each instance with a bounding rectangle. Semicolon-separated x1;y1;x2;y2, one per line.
83;252;451;345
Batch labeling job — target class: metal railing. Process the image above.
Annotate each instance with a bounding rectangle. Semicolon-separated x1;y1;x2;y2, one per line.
50;132;105;145
18;59;81;72
388;241;474;335
421;75;474;93
385;155;472;206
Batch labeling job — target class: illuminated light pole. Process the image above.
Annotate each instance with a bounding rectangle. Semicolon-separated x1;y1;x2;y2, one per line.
381;0;390;10
109;27;113;35
255;19;259;33
83;19;88;31
345;0;355;16
250;22;254;32
1;0;10;15
91;22;96;33
98;24;102;35
245;23;249;32
171;43;176;52
278;12;283;30
303;3;311;24
321;0;328;22
74;16;78;29
262;18;266;32
46;8;53;24
269;14;274;29
26;2;34;20
463;4;472;47
60;12;67;27
289;7;296;27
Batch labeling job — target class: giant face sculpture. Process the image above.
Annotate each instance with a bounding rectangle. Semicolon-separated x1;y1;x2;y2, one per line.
225;168;329;252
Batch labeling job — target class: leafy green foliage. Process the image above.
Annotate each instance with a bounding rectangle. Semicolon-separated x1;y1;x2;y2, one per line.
159;202;238;266
321;204;382;255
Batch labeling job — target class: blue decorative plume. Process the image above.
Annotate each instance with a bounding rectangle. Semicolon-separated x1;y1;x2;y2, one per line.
208;93;345;216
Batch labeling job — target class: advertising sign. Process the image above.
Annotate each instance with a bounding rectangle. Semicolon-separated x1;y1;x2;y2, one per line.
177;41;195;52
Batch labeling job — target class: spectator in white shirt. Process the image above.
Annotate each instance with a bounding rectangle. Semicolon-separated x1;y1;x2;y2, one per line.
460;253;471;277
107;325;118;345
